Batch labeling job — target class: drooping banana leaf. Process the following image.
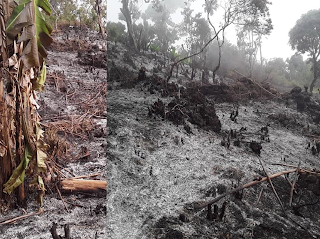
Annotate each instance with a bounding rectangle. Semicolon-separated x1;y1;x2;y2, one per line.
32;60;46;91
3;144;32;194
5;0;32;43
6;0;52;68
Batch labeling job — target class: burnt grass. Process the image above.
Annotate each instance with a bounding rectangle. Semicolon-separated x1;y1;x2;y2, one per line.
107;40;320;239
1;28;106;238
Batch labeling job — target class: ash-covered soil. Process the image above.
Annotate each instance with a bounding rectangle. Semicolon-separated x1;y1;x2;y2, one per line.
0;28;106;239
107;41;320;239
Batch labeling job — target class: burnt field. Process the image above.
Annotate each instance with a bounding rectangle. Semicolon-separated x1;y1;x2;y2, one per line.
107;40;320;239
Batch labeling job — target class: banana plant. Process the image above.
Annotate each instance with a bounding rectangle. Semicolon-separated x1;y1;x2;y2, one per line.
0;0;52;210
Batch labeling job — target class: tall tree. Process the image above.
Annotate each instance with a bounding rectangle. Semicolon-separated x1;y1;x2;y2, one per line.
236;0;273;77
167;0;273;82
119;0;162;51
120;0;140;51
289;9;320;93
286;54;312;84
47;0;78;29
144;4;178;65
94;0;106;38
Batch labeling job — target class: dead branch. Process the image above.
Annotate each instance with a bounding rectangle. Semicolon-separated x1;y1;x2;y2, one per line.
258;157;285;213
55;183;69;212
289;160;301;206
256;187;264;205
193;169;297;211
68;173;101;180
0;211;43;225
60;179;106;193
271;163;320;176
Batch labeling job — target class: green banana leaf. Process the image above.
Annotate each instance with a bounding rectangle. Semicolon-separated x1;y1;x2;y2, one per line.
32;61;46;91
6;0;52;68
3;145;32;195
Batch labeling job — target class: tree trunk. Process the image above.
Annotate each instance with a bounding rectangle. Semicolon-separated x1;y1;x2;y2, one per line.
191;67;195;81
176;64;179;78
95;0;105;38
121;0;138;51
259;40;263;66
310;57;318;94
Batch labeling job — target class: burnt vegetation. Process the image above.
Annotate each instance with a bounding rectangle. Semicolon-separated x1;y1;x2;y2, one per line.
107;1;320;238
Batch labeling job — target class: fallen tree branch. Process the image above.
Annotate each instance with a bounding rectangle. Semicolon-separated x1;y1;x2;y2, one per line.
60;179;106;193
193;169;297;210
289;160;301;206
0;211;43;225
271;163;320;176
258;157;285;213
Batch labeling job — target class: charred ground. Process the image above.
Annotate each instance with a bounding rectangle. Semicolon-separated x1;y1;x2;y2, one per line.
107;40;320;239
1;27;107;238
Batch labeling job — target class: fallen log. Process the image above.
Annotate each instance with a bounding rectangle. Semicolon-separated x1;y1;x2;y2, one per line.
60;179;106;193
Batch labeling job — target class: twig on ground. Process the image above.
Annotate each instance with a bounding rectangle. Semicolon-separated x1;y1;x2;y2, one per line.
68;173;101;180
284;174;294;188
256;187;264;205
55;183;70;213
258;157;286;214
0;211;43;225
289;160;301;206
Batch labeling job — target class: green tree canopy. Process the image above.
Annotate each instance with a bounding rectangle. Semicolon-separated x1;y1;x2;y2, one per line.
289;9;320;92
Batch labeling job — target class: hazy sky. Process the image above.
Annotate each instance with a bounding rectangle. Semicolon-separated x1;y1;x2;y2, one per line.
107;1;320;60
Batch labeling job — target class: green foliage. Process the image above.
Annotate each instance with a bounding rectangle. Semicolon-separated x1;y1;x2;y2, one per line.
289;9;320;91
7;0;53;68
169;47;179;60
289;9;320;55
3;0;52;207
183;58;190;64
143;3;178;54
45;0;106;30
45;0;78;27
150;44;160;52
107;21;126;42
3;145;32;195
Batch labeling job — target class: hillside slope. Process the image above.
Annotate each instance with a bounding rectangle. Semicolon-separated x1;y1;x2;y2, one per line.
107;41;320;239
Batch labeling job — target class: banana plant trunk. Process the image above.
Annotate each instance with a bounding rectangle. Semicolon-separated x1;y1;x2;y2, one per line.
0;1;13;205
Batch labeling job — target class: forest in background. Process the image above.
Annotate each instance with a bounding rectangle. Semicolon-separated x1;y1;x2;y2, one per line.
107;0;320;92
45;0;106;36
